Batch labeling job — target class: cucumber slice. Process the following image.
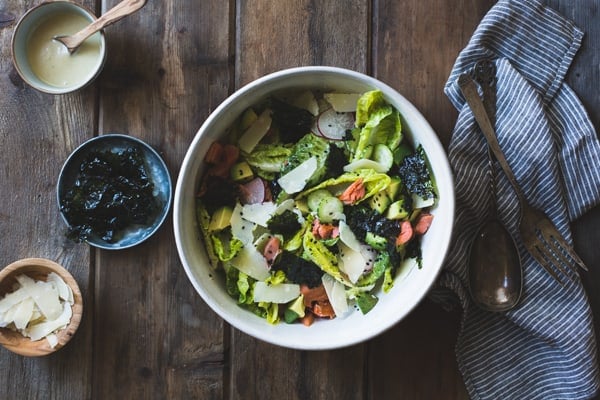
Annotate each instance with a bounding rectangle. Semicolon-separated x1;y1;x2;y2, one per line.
317;196;344;223
307;189;333;212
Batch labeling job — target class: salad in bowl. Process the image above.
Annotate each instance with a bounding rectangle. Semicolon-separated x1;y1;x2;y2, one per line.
174;67;454;349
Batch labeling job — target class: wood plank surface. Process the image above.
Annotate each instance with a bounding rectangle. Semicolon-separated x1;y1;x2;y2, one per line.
90;0;232;398
0;0;598;399
232;2;369;399
0;0;95;398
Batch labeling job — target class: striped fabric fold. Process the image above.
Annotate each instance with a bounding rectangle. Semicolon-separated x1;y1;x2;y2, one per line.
434;0;600;399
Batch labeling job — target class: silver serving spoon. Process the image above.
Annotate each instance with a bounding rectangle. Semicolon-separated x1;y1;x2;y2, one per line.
54;0;147;54
466;62;522;312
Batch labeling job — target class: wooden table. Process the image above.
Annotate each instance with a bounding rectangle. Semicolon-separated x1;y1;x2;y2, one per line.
0;1;598;398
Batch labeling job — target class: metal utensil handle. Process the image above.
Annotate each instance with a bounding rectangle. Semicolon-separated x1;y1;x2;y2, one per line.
458;74;526;205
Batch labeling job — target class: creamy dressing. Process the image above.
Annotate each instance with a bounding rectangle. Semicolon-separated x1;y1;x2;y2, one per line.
26;12;102;88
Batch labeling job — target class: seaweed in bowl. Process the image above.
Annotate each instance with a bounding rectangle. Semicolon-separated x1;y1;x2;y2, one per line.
58;134;172;250
194;88;438;325
60;146;160;243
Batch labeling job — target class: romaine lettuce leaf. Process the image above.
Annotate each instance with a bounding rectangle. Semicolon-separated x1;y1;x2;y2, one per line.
356;251;389;287
298;169;391;204
196;201;220;268
211;234;243;262
355;90;389;127
258;301;279;324
302;231;351;287
280;133;330;187
246;143;293;179
351;90;403;161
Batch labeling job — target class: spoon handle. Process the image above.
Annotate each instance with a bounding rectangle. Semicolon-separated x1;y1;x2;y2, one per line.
458;74;526;205
473;60;497;127
61;0;147;51
473;60;498;216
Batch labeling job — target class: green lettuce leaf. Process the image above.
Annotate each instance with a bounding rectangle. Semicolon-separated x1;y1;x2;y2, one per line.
280;133;330;187
351;90;403;161
246;143;293;179
258;301;280;324
302;230;351;286
356;251;390;288
355;90;389;127
298;169;391;204
196;201;220;268
211;234;243;262
226;267;254;304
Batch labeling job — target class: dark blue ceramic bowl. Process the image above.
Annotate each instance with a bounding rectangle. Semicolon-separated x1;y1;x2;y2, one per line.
57;134;172;250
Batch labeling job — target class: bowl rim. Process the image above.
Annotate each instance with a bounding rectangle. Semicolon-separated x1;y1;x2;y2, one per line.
0;257;83;357
174;66;455;350
11;0;107;95
56;133;173;250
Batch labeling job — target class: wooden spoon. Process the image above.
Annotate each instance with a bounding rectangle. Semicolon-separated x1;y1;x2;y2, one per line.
461;68;523;312
54;0;148;54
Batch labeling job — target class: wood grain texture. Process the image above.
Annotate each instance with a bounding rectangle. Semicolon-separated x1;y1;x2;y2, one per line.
233;1;370;399
235;0;369;85
546;3;600;400
0;0;93;397
90;0;232;398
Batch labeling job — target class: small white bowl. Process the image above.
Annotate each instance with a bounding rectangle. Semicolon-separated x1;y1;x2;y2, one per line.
174;67;455;350
11;1;107;94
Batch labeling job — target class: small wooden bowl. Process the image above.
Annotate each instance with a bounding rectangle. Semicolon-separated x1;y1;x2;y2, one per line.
0;258;83;356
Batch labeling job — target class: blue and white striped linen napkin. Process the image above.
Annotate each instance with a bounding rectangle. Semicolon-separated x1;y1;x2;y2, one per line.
434;0;600;398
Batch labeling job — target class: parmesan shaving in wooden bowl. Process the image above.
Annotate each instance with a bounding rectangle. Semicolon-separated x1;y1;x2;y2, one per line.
0;258;83;356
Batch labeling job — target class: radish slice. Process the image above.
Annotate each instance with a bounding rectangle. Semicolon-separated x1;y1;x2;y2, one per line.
317;109;354;140
239;177;266;204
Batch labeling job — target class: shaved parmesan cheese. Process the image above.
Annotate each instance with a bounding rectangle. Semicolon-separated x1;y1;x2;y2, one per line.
277;156;318;194
16;275;62;320
0;304;18;328
241;202;277;227
230;202;255;244
238;108;272;154
230;245;270;281
12;297;34;330
253;281;300;303
0;273;74;347
290;90;319;116
0;287;28;313
47;272;71;302
322;274;349;317
274;198;295;214
24;300;72;341
338;242;367;284
339;221;362;252
323;93;361;112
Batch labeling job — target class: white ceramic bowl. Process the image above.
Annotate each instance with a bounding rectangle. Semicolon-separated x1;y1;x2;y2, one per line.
174;66;455;350
12;1;106;94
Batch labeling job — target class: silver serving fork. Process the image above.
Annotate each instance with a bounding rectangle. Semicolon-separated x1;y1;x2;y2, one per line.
458;73;588;284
